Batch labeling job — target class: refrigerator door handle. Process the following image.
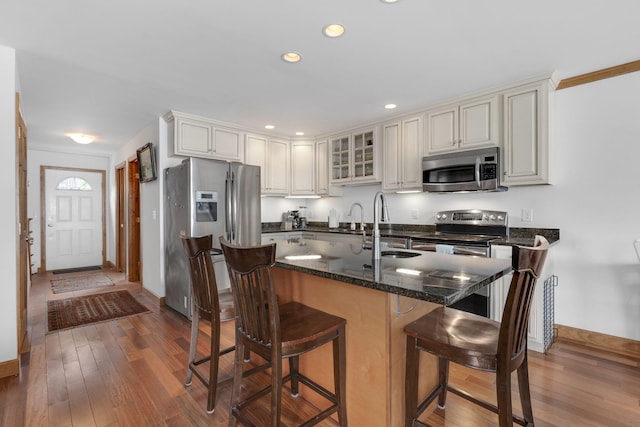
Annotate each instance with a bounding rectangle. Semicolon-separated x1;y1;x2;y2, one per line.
225;170;233;241
229;170;237;242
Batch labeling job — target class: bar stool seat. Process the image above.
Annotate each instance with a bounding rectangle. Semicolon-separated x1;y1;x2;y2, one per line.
404;236;549;427
220;238;348;427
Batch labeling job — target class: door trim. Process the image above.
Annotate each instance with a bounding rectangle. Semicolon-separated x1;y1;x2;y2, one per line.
115;162;126;273
40;166;107;272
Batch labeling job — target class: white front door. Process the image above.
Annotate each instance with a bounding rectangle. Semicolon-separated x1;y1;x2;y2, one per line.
45;169;103;271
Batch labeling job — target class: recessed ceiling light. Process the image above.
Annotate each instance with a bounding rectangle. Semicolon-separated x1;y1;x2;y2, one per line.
380;0;400;3
323;24;345;38
385;104;397;109
281;52;302;63
66;133;95;144
265;124;275;130
295;131;305;136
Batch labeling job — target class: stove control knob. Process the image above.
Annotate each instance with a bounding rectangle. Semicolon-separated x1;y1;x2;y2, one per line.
489;214;496;221
497;215;505;222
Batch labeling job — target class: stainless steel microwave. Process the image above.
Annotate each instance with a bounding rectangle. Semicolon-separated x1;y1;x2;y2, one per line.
422;147;506;192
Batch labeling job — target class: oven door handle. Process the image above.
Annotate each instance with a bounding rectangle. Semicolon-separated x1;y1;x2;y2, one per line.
410;242;489;257
453;246;489;257
475;156;481;188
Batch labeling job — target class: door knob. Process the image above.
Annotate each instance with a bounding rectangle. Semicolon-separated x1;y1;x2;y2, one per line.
47;223;53;227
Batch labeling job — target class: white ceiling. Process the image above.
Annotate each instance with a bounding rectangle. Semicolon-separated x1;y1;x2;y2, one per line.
1;0;639;156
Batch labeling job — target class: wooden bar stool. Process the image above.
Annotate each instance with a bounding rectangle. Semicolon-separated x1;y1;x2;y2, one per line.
182;235;235;413
220;238;348;427
404;236;549;427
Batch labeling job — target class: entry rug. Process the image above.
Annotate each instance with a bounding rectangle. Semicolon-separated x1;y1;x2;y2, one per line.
47;290;149;333
50;272;114;294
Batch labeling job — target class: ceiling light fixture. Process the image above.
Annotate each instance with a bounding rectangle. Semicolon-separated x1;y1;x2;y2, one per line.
323;24;345;38
66;133;95;144
265;124;275;130
380;0;400;3
295;131;305;136
281;52;302;63
385;103;397;109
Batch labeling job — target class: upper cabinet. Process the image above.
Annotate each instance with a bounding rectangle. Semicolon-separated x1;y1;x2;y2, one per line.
501;78;554;186
245;134;289;195
165;111;242;162
315;139;341;196
290;141;315;196
330;128;379;185
382;116;423;192
425;94;500;155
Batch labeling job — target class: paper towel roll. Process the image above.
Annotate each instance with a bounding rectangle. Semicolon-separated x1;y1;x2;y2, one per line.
328;209;339;228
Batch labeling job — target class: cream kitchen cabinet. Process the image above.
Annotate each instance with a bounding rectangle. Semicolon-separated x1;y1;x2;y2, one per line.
165;111;242;161
502;78;554;186
290;141;315;196
425;94;500;155
330;128;379;185
490;244;555;353
315;139;342;197
382;116;423;192
245;134;289;195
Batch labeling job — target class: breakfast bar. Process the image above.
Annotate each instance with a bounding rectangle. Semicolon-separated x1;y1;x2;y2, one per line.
270;238;512;426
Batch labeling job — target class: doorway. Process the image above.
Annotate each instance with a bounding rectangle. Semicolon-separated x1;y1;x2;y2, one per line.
40;166;106;272
16;93;28;353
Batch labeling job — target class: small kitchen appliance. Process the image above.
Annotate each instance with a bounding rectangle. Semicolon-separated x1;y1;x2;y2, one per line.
422;147;506;193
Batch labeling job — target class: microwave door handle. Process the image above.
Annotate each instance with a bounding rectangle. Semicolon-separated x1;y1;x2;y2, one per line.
475;156;481;188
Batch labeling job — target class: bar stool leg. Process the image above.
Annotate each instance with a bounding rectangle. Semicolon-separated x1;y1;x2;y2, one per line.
270;355;283;427
517;354;534;425
229;331;244;427
496;366;514;427
288;356;300;397
405;335;419;427
185;309;199;386
334;327;347;426
206;318;221;413
437;357;449;409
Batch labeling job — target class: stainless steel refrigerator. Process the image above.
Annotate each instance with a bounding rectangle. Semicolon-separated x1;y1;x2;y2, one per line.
164;157;261;318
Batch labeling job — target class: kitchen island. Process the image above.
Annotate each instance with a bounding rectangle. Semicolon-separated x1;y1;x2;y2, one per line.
270;238;512;426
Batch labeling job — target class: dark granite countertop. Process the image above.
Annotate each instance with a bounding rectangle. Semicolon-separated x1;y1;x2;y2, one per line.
274;238;512;305
263;222;560;247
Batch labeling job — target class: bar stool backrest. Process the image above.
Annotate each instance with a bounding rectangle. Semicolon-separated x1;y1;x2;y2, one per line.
220;238;279;352
500;235;549;368
182;235;220;320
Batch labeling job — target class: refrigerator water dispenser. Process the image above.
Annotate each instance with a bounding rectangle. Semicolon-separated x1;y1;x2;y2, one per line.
195;190;217;222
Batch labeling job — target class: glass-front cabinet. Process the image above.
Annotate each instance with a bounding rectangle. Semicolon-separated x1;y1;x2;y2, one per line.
330;129;378;184
331;136;350;182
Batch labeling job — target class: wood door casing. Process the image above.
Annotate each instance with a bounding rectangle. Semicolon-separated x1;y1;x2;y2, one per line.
16;93;28;354
115;163;126;272
127;159;141;282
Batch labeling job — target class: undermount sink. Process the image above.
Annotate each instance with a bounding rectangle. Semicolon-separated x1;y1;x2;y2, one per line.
381;250;421;258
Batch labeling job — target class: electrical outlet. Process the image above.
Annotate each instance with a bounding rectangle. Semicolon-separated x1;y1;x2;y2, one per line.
184;296;188;308
411;209;419;219
521;208;533;222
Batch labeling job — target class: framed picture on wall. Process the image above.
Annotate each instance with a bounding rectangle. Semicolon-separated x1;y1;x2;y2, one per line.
136;142;157;183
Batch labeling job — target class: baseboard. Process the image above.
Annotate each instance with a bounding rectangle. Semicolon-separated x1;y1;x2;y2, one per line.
0;358;20;378
140;287;162;306
555;324;640;359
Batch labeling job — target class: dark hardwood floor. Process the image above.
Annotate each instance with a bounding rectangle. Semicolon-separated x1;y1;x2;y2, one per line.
1;269;639;426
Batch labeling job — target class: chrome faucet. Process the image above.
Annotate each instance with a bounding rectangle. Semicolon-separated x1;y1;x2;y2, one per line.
372;191;389;260
347;202;365;231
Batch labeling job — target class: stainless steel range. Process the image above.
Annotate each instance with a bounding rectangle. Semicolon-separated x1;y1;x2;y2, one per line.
410;209;508;257
410;209;509;317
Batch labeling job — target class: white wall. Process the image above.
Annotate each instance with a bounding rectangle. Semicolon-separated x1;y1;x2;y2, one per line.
302;72;640;341
0;45;18;364
110;119;177;299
